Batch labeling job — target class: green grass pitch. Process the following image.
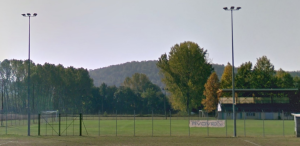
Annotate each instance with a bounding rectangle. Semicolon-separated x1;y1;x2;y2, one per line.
0;117;299;145
0;116;296;137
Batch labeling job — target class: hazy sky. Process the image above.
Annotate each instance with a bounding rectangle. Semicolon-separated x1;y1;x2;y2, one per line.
1;0;300;71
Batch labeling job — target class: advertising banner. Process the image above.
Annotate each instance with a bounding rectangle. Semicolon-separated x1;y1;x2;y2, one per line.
189;120;225;127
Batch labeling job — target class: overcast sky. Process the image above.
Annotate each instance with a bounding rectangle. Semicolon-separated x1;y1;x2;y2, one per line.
1;0;300;71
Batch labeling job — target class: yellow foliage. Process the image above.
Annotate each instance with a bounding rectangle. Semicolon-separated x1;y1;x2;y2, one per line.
220;62;232;89
202;72;220;113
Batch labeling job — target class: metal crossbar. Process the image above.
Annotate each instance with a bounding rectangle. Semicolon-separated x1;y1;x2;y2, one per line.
41;116;59;135
60;117;78;134
82;120;88;135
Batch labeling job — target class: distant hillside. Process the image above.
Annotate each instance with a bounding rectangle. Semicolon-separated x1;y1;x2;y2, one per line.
89;60;161;87
288;71;300;78
89;60;300;87
89;61;226;87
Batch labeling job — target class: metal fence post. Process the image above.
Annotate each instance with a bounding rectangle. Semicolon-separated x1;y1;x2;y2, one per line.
244;110;246;137
152;110;153;137
6;111;7;134
207;111;209;136
51;113;57;136
262;110;264;137
59;113;61;136
225;110;227;137
282;110;284;136
52;114;53;136
38;114;40;136
73;112;74;136
134;110;135;137
79;113;82;136
188;108;190;137
46;113;47;136
98;111;100;136
170;110;171;136
116;110;117;136
66;113;67;136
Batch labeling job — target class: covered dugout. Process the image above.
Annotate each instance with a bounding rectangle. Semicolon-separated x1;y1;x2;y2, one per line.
218;89;299;120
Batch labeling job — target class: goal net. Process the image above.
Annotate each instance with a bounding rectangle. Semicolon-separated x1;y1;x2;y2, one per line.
41;110;59;123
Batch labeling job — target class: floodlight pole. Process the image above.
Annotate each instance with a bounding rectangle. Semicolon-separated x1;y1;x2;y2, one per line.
22;13;37;136
223;6;241;137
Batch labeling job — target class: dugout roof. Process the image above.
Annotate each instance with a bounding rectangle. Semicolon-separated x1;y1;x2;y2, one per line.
221;103;298;112
221;88;298;92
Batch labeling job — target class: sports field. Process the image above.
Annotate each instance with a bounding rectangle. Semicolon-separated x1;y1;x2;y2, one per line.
0;116;298;146
0;116;296;137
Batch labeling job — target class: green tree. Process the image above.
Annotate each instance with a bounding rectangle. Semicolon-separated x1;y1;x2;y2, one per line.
114;86;137;112
294;76;300;89
122;73;169;113
252;56;276;88
157;41;213;112
276;68;294;88
99;83;108;112
236;61;252;89
202;72;220;113
122;73;159;93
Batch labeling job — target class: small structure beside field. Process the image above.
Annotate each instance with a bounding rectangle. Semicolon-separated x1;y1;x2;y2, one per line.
217;89;298;120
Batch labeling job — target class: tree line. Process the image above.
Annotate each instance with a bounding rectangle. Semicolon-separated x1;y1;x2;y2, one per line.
1;42;300;115
156;41;300;113
0;59;170;114
202;56;300;113
0;59;93;114
89;60;300;88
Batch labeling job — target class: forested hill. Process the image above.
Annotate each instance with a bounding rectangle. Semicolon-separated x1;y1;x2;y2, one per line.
89;60;300;87
89;61;226;87
89;61;162;87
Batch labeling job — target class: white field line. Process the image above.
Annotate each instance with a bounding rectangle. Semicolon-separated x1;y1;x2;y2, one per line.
244;140;261;146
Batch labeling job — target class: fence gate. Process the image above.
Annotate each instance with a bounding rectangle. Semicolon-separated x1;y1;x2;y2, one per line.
38;113;82;136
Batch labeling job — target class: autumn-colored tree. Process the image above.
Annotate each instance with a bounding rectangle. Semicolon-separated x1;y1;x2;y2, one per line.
220;63;235;97
220;63;233;89
202;72;220;113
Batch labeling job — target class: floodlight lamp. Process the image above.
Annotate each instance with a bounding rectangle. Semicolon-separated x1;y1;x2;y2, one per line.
27;13;31;16
22;14;26;16
223;7;228;10
230;6;235;10
33;13;37;16
237;7;241;10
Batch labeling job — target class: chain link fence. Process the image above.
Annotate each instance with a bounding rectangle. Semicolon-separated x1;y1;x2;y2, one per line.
0;110;296;137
